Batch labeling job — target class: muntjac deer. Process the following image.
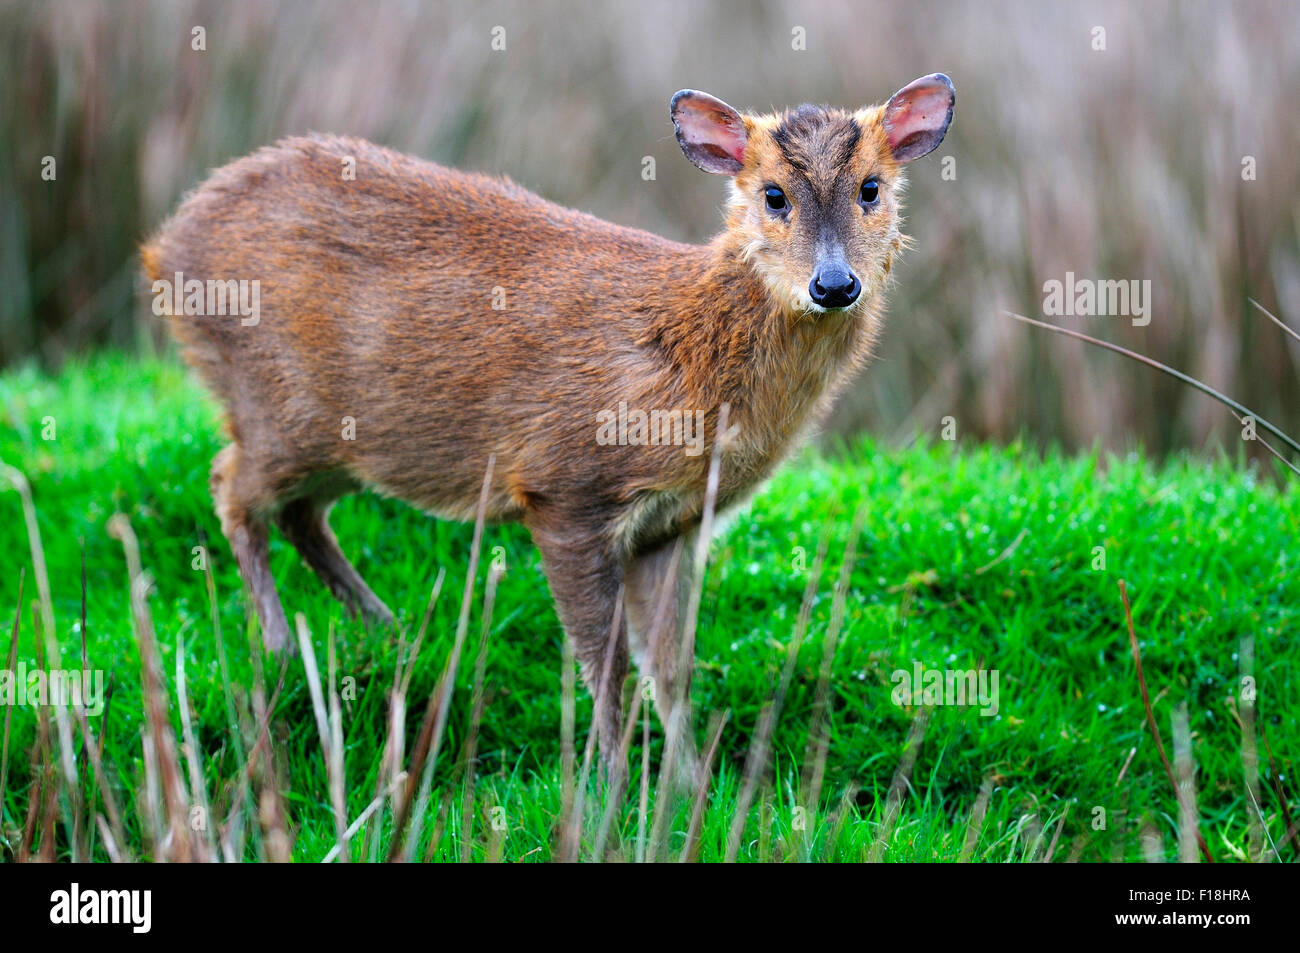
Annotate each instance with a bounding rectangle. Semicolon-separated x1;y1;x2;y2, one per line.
143;73;955;762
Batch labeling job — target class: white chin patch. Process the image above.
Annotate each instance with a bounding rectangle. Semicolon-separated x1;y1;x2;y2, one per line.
801;295;828;314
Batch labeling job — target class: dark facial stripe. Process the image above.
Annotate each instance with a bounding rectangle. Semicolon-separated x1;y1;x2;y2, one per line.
826;120;861;169
771;126;811;175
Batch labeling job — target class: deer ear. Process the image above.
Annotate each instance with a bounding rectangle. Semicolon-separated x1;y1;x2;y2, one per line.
671;90;747;175
883;73;955;163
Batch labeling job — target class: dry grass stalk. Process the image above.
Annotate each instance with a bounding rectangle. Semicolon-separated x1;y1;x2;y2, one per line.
867;705;932;862
725;513;833;862
458;565;501;863
392;455;495;861
1119;580;1213;862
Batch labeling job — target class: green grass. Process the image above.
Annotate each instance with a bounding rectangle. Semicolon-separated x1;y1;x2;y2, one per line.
1;354;1297;862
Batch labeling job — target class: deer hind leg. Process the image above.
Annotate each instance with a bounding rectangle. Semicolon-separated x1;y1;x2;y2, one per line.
625;535;699;782
211;443;291;653
274;495;394;626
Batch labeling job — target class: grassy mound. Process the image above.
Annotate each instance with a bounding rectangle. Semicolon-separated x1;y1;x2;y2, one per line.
1;355;1296;861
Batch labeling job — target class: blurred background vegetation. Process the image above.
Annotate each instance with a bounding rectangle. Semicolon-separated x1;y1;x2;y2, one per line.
2;0;1297;455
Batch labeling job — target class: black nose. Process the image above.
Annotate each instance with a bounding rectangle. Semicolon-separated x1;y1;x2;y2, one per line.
809;267;861;309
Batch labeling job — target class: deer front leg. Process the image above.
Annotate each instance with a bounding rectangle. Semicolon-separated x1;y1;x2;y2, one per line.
625;535;699;784
526;512;629;773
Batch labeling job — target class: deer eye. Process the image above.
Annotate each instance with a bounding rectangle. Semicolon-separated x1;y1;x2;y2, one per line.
859;178;880;208
764;185;789;213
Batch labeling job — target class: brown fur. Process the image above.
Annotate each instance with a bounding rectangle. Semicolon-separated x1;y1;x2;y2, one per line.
143;78;952;763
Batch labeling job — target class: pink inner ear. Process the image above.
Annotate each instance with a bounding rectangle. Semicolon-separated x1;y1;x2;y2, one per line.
677;97;746;165
884;75;955;162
